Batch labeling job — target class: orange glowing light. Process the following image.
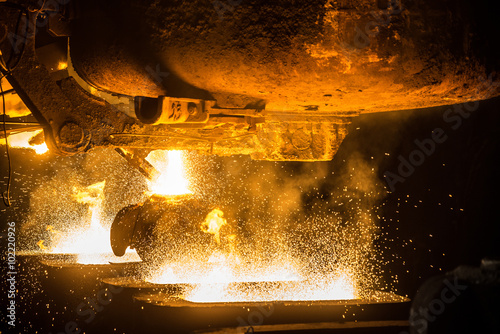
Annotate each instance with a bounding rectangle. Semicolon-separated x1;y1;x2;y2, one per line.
1;129;48;154
57;61;68;70
39;181;140;264
201;208;226;244
145;150;192;196
147;259;300;285
184;275;357;303
72;181;106;207
134;149;365;303
37;240;47;251
147;207;357;302
147;258;357;302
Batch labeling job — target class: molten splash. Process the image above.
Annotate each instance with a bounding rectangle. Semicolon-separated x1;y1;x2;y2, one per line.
72;181;106;206
185;273;357;303
2;129;48;154
57;61;68;70
147;206;358;302
148;257;300;284
146;150;192;196
148;260;357;302
38;181;140;264
37;240;48;251
201;208;226;244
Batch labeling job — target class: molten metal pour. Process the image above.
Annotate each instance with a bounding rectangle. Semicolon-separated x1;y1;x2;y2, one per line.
109;150;362;303
111;194;233;264
37;180;140;264
110;150;224;263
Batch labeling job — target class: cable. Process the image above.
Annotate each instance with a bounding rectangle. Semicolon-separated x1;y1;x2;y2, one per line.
0;2;30;73
1;75;12;207
0;50;8;75
0;2;48;206
0;88;15;96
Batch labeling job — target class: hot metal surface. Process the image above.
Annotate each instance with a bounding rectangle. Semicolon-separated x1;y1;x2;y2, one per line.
98;276;410;333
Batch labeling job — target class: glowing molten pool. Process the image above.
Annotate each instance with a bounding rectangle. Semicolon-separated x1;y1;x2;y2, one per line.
139;151;360;302
2;129;48;154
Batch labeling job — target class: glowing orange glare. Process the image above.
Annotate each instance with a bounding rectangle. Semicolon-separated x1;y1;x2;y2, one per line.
57;62;68;70
201;208;227;244
72;181;106;206
146;150;192;196
184;271;358;303
40;181;139;263
1;129;48;154
37;240;48;251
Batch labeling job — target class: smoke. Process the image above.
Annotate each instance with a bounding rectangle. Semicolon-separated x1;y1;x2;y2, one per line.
184;150;386;295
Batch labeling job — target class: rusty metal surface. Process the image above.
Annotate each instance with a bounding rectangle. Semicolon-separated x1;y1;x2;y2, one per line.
193;321;410;333
0;7;131;155
98;275;410;333
71;0;499;112
0;3;352;161
2;0;499;161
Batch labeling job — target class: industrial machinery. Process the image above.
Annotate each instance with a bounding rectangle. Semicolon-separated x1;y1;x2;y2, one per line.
2;0;499;262
2;1;500;333
110;194;235;264
2;0;498;163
